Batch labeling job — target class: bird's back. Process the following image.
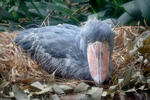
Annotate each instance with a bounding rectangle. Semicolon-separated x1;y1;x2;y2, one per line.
15;24;80;57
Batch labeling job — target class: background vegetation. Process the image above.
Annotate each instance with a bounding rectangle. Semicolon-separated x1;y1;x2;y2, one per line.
0;0;150;31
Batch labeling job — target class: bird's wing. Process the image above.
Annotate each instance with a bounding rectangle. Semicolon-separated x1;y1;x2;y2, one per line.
14;24;90;77
14;24;81;58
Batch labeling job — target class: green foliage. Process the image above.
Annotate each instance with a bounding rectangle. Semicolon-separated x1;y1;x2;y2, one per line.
118;0;150;25
0;0;150;31
0;0;89;31
0;0;20;17
90;0;130;19
90;0;150;25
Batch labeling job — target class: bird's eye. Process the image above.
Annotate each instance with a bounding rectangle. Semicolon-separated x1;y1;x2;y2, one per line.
101;52;103;56
87;38;91;43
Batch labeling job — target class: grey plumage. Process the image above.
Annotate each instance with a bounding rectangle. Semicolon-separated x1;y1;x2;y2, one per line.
14;18;115;82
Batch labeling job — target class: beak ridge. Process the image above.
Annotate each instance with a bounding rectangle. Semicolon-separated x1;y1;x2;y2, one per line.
87;41;110;84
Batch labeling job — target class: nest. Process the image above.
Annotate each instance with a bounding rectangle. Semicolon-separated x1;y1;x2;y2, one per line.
0;26;147;86
0;32;50;84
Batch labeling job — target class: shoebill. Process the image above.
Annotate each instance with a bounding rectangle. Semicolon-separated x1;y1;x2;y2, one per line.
14;18;115;84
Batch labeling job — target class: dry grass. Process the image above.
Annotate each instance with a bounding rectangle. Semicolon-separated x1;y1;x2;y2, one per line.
111;26;146;84
0;32;50;84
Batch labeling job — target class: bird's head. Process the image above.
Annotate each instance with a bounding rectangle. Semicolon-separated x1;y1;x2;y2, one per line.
81;18;115;84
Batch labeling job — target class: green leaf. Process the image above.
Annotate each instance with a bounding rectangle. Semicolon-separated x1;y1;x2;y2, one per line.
26;1;80;24
29;0;44;19
136;0;150;21
53;0;68;8
47;3;79;23
47;16;74;25
121;0;141;18
117;12;134;26
0;8;14;20
0;25;8;32
8;6;15;12
96;0;101;7
0;1;3;7
20;1;32;21
6;0;10;3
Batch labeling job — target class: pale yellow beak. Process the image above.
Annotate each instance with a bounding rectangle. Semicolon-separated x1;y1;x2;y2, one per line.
87;41;110;84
